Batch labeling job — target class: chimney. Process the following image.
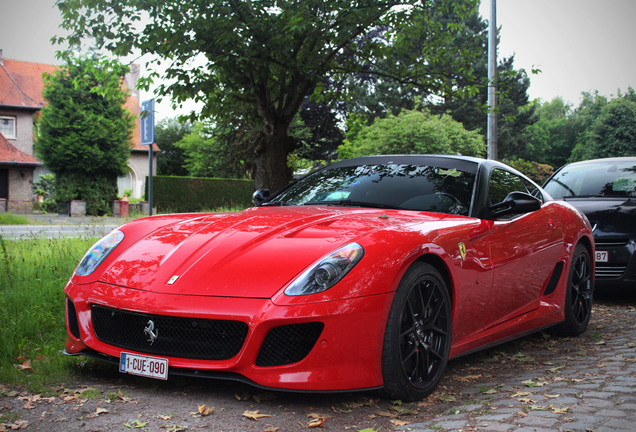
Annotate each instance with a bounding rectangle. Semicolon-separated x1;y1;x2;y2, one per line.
0;49;4;66
125;63;140;98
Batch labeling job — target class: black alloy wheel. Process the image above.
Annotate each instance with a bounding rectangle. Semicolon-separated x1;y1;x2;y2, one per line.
551;244;593;336
382;262;452;401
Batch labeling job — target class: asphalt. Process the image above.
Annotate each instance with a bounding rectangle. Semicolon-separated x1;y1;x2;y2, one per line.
0;214;129;239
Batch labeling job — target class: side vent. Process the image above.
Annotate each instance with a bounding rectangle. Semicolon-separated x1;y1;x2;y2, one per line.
66;298;81;339
543;261;564;296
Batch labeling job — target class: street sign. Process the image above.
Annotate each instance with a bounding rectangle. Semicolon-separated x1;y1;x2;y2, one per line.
141;99;155;145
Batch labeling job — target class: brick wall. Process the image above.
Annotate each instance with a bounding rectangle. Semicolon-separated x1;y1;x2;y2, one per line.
7;166;34;214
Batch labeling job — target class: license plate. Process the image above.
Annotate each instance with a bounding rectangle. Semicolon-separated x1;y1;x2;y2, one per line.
119;352;168;380
595;250;609;263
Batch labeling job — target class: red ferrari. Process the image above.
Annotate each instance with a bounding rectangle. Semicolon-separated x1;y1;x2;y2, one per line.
64;155;594;401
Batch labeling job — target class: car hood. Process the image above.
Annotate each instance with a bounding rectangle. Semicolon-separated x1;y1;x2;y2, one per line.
98;206;453;298
563;197;636;241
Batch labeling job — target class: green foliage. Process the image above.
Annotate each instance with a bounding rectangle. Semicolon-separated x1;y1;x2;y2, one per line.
503;158;554;185
176;122;249;178
53;174;117;216
521;98;576;167
55;0;481;191
32;174;56;201
590;97;636;158
338;108;485;159
35;55;134;214
155;117;192;176
0;237;96;390
153;176;254;213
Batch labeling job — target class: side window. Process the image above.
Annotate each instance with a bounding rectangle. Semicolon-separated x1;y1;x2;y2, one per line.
488;169;527;204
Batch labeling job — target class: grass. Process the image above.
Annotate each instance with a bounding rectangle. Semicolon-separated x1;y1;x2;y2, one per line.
0;235;97;392
0;213;33;225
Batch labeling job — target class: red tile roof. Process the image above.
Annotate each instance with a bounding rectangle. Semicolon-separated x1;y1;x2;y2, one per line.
0;57;158;151
0;59;56;109
0;133;42;165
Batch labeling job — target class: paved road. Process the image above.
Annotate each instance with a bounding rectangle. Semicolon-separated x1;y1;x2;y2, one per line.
0;215;124;239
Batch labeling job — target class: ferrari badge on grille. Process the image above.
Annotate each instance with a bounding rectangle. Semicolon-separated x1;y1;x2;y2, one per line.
144;320;158;345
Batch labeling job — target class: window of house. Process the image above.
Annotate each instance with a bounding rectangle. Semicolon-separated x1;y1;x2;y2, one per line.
0;116;17;139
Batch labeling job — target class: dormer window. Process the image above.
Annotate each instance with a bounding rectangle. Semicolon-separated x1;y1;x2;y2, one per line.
0;116;16;139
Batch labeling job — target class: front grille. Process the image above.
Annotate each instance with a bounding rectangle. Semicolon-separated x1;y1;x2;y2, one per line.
91;305;248;360
256;322;324;367
596;265;627;279
66;298;80;339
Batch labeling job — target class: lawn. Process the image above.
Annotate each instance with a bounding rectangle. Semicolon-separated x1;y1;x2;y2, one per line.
0;236;97;391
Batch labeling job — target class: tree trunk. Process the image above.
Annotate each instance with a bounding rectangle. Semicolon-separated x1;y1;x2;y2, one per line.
252;124;294;192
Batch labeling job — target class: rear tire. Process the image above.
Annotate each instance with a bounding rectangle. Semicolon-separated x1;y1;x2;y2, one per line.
551;244;593;336
381;262;452;401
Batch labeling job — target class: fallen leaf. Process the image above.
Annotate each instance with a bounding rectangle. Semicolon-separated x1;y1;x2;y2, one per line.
197;404;214;416
158;414;174;420
511;392;531;398
13;360;33;372
264;426;279;432
307;415;326;428
161;425;188;432
390;419;412;427
124;420;148;428
545;394;561;398
234;392;251;401
242;410;271;421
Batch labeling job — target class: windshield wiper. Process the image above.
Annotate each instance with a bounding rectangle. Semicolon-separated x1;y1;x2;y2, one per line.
303;200;403;210
260;200;293;206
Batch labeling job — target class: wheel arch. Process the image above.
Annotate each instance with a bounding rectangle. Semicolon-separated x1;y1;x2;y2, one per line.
412;253;454;307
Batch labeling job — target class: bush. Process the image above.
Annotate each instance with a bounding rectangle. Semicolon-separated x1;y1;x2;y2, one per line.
504;158;554;185
152;176;254;213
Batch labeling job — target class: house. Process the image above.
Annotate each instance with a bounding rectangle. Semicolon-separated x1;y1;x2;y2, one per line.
0;50;158;214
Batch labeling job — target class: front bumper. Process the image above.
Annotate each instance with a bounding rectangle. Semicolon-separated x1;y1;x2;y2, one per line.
594;239;636;289
64;281;392;391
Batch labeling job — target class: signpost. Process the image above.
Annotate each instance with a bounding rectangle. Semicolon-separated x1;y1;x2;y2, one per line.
141;99;155;216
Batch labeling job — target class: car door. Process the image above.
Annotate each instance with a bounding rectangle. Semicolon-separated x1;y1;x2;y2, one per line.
486;168;563;326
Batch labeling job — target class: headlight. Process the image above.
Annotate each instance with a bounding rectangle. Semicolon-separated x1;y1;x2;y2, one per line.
285;243;364;296
75;229;125;276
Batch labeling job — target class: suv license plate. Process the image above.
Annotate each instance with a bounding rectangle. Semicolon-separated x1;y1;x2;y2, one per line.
595;251;609;263
119;352;168;380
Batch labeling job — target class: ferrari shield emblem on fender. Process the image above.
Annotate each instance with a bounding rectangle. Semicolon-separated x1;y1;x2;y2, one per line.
458;243;466;261
167;275;179;285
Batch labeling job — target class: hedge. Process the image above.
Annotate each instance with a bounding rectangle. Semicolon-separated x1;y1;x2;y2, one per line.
150;176;254;213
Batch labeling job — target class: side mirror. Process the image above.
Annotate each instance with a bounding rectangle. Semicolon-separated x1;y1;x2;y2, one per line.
489;191;541;218
252;188;271;206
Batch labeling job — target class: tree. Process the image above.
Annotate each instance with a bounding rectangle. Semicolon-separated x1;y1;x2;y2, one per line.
55;0;480;191
176;122;250;179
589;97;636;159
338;108;485;159
35;55;134;215
521;97;577;168
155;117;192;176
568;90;636;162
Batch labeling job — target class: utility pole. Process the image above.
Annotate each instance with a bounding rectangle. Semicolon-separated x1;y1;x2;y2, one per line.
487;0;497;160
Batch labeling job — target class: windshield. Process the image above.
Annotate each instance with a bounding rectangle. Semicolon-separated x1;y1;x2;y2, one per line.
265;163;476;216
544;160;636;199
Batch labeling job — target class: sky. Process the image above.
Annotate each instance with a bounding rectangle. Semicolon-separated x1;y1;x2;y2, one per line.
1;0;635;119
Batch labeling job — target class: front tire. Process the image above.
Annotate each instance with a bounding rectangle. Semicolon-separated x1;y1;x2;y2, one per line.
381;262;452;401
551;244;593;336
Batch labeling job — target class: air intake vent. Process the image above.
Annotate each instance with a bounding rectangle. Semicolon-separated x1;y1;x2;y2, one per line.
256;323;324;367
